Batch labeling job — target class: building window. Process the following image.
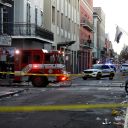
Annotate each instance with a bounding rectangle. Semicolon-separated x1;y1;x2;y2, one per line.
35;7;37;25
26;3;31;34
26;3;31;24
66;16;68;31
61;13;63;29
52;6;55;24
73;22;75;34
41;11;44;26
3;7;8;34
68;18;70;32
78;0;79;11
74;0;76;9
57;11;59;27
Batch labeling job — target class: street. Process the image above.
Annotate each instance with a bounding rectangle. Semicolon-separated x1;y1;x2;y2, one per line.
0;0;127;128
0;72;127;128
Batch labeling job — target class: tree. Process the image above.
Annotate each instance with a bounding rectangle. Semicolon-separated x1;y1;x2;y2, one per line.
118;45;128;63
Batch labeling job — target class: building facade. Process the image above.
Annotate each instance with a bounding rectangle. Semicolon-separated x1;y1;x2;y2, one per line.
44;0;80;73
93;9;101;63
79;0;93;71
105;33;114;63
0;0;14;46
93;7;105;63
0;0;109;73
0;0;53;50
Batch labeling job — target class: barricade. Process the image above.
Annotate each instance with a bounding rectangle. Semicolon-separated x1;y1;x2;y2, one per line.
0;103;128;112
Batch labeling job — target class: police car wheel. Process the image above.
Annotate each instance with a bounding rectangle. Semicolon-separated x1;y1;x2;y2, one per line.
125;83;128;93
82;76;87;80
96;73;101;80
109;73;114;80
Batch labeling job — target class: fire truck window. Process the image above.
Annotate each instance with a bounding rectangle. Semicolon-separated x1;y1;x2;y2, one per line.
33;55;40;63
56;55;59;63
22;52;31;64
59;55;64;64
56;55;64;64
50;55;55;64
45;54;50;63
45;54;55;64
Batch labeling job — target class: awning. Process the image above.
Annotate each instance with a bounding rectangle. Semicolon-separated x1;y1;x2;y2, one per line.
12;36;54;44
57;41;75;48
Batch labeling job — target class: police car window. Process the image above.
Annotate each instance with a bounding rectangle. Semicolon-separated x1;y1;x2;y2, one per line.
102;65;109;69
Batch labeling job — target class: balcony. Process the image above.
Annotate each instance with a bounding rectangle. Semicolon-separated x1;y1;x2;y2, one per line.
0;0;13;7
80;39;94;49
57;41;75;49
81;18;93;32
0;23;54;41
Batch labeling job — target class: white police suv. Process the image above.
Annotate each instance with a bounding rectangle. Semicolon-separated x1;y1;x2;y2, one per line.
82;64;115;80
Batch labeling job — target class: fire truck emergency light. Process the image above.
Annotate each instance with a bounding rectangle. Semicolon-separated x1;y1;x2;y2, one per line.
61;76;67;81
15;49;20;54
42;49;48;53
33;64;39;69
58;50;61;54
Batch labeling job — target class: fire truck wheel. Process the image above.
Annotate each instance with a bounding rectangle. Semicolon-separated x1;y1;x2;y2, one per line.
32;76;48;87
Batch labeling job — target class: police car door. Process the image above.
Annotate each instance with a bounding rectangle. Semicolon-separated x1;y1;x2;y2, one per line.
102;65;110;76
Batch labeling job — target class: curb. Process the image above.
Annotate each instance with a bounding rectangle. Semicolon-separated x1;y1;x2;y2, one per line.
0;89;27;98
124;95;128;128
124;108;128;128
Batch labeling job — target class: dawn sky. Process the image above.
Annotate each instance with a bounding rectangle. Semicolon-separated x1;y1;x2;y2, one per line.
93;0;128;54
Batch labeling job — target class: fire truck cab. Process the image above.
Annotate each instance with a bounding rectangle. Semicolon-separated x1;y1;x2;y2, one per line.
0;48;69;87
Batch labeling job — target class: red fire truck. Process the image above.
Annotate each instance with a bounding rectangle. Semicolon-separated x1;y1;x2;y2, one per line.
0;48;69;87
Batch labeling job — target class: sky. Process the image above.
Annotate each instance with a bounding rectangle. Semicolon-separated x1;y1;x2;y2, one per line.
93;0;128;54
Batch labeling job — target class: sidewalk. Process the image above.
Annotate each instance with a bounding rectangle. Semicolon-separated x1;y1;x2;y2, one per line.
124;95;128;128
124;108;128;128
0;86;27;98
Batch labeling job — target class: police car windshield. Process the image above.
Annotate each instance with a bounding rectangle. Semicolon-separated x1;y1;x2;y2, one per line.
92;64;102;69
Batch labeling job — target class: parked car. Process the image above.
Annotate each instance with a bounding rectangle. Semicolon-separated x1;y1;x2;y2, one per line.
105;64;116;72
120;63;128;73
82;64;115;80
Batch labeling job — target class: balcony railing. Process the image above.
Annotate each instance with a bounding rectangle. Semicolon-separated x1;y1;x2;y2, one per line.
80;40;94;49
0;0;13;7
0;23;54;41
81;18;93;32
84;42;94;49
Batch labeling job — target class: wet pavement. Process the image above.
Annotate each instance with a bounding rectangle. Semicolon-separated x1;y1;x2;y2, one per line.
0;78;128;128
0;86;27;98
